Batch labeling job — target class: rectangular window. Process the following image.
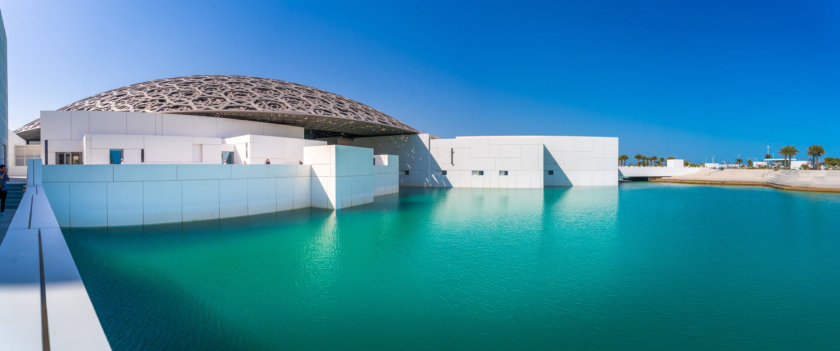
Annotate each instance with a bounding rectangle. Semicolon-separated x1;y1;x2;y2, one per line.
499;170;509;176
55;152;83;165
441;170;447;175
403;170;410;175
547;170;554;175
222;151;234;164
472;170;484;176
110;149;124;164
14;145;41;166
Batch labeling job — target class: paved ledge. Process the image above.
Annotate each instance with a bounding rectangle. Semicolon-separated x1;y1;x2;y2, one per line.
0;228;41;350
0;185;111;350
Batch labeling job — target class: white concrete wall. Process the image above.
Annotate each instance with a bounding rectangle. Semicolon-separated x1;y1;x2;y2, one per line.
355;134;618;187
224;134;326;165
41;164;312;227
7;129;28;176
304;145;375;209
41;110;304;164
0;180;111;350
542;136;618;186
40;147;398;226
78;133;326;165
374;154;399;196
618;166;702;178
81;134;223;164
352;133;435;186
430;136;545;188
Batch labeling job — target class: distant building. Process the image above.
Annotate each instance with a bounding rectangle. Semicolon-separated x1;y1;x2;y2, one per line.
763;158;809;169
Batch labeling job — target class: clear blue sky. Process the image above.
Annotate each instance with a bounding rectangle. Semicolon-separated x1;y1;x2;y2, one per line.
1;0;838;163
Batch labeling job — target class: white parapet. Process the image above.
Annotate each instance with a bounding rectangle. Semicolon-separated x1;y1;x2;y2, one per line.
42;163;313;227
0;184;111;350
39;145;399;226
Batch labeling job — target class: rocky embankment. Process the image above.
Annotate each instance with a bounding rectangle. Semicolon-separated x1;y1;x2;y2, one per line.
651;169;840;193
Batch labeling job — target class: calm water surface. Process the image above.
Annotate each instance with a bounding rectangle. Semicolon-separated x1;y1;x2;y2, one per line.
65;183;840;350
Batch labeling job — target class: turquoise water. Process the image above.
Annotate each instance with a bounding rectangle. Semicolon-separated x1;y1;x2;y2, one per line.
65;183;840;350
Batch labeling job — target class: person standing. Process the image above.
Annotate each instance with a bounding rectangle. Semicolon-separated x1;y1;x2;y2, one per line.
265;158;271;165
0;165;8;215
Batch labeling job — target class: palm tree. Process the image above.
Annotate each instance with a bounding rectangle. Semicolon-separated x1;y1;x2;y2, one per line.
634;154;645;166
764;154;772;160
779;146;799;169
649;155;657;167
806;145;825;170
618;154;629;166
736;158;743;167
787;146;799;168
747;159;753;168
658;157;665;166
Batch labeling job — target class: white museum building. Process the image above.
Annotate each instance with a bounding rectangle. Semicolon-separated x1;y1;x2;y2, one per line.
11;75;618;227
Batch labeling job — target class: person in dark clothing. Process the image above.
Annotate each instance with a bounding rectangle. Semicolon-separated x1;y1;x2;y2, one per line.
0;164;8;215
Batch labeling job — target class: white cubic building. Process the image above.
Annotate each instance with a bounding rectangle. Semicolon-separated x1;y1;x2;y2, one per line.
354;134;617;187
11;75;619;226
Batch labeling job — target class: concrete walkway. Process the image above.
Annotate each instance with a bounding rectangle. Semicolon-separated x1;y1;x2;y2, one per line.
0;183;111;350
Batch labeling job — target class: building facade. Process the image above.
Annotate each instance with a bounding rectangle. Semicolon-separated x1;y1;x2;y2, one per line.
12;75;618;225
354;134;618;187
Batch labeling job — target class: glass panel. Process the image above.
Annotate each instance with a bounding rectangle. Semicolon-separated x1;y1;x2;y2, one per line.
110;149;124;164
16;145;43;165
221;151;234;164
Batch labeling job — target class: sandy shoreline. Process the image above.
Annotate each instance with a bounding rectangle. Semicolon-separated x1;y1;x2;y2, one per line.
650;169;840;194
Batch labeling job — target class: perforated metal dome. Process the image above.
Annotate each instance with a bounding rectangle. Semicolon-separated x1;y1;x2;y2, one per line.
17;75;417;140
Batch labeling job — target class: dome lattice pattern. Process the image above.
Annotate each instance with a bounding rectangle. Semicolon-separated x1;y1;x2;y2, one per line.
54;75;416;136
14;118;41;141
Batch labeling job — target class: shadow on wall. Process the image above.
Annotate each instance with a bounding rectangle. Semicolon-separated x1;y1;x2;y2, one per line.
356;134;452;188
424;146;452;187
543;146;571;187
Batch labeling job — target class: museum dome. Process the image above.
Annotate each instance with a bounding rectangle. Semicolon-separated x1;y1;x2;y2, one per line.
16;75;417;141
